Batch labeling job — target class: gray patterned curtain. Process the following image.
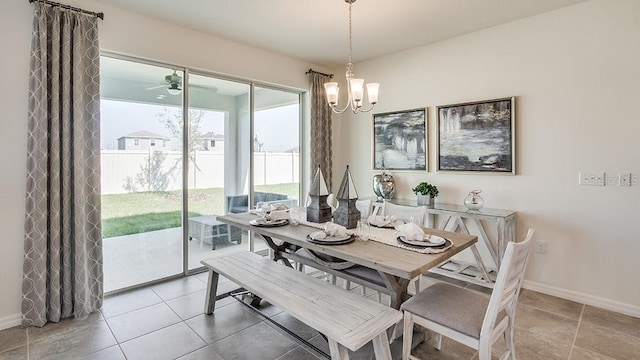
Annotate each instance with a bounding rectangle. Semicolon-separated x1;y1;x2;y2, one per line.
22;2;103;327
310;73;333;191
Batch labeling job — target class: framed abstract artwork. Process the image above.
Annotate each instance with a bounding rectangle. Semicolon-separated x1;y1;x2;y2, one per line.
437;97;515;174
372;108;427;171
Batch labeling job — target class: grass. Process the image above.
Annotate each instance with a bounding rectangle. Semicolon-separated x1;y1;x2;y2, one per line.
102;211;203;238
101;183;299;238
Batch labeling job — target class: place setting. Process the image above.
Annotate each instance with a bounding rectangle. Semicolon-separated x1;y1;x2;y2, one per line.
366;214;404;228
306;222;354;245
394;222;452;253
249;202;291;227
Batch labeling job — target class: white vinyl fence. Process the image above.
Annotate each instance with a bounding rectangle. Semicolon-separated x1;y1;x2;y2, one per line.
101;150;299;195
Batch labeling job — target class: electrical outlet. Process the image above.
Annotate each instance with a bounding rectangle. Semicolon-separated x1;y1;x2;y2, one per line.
535;240;547;254
578;171;605;186
619;173;631;186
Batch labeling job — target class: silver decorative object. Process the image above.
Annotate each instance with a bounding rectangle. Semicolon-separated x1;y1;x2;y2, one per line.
307;166;332;223
464;190;484;210
373;171;395;201
333;166;360;229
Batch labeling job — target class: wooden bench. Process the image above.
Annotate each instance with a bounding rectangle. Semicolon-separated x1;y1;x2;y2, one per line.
201;251;402;360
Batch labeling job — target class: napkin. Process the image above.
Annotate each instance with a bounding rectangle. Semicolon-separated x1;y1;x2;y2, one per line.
309;223;348;240
267;203;289;211
269;210;290;221
368;215;403;228
394;222;425;241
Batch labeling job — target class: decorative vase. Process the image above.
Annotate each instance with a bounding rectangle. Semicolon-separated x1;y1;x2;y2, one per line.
372;171;395;201
464;190;484;210
416;194;433;206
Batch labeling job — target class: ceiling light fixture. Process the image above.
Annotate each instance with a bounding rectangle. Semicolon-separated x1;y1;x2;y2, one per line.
324;0;379;114
167;82;181;95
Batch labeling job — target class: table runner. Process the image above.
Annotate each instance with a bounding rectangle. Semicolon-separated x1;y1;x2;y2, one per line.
296;219;452;255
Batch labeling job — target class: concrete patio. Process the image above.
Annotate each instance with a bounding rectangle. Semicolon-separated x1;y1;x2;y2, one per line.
103;226;267;293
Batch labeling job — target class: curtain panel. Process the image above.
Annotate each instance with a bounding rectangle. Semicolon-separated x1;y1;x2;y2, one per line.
310;73;333;192
22;3;103;327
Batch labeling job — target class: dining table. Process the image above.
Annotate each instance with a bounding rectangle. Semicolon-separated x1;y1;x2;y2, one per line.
216;212;478;310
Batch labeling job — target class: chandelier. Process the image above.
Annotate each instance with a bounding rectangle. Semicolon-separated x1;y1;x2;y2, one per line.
324;0;379;114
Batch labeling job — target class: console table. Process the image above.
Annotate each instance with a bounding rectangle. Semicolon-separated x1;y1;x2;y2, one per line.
372;199;517;287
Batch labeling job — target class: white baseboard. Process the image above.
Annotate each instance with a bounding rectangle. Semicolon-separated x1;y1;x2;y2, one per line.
0;313;22;331
523;280;640;318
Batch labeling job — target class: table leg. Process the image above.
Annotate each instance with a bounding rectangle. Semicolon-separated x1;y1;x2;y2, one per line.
260;234;296;268
328;339;350;360
372;332;393;360
204;270;219;315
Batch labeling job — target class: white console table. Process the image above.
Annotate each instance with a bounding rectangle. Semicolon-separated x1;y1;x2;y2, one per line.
372;199;517;287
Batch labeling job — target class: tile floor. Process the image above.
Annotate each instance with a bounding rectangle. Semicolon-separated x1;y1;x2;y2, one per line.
1;271;639;360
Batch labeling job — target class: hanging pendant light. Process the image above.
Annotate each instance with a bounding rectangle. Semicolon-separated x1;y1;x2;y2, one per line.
324;0;379;114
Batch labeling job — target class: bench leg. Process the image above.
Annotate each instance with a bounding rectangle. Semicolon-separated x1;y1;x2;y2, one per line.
204;270;220;315
372;331;393;360
328;339;350;360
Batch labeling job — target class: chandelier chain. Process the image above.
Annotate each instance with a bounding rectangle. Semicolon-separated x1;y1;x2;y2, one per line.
348;1;353;64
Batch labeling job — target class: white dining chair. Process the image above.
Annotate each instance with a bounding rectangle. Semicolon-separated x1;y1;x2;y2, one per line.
401;229;535;360
381;200;428;293
381;200;427;226
339;199;374;292
355;198;373;219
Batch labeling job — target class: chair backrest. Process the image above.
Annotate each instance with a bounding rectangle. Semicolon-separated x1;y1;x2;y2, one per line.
480;229;535;342
355;199;373;219
381;200;427;226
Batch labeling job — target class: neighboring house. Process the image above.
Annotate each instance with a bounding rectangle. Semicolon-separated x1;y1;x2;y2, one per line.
200;132;224;151
117;130;170;150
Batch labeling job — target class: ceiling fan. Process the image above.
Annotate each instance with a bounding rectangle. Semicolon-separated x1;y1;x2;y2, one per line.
145;70;183;95
145;71;218;96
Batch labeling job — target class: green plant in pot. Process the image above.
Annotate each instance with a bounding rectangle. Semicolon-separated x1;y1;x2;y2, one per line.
412;182;439;206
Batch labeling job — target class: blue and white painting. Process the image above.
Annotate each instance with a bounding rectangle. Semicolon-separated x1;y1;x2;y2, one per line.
373;109;426;171
437;98;513;173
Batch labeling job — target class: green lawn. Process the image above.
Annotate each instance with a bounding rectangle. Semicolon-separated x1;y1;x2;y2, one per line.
102;183;299;238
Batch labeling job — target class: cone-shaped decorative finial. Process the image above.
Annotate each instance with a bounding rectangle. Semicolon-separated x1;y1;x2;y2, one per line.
309;165;329;196
336;165;359;200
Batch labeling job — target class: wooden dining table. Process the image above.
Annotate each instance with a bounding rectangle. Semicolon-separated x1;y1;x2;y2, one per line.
217;212;478;310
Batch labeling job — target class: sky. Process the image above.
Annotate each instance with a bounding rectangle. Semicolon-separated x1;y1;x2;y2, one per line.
100;100;299;152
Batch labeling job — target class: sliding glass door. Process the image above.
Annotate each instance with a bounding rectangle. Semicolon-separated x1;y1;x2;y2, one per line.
185;74;251;270
100;57;185;292
100;54;303;292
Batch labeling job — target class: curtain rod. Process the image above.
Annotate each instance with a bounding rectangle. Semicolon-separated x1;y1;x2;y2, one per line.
305;68;333;79
28;0;104;20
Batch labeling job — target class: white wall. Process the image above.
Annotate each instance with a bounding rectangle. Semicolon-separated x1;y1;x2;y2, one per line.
0;0;328;327
334;0;640;315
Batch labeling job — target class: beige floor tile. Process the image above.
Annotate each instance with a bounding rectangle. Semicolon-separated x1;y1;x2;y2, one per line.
518;289;584;320
575;322;640;360
410;333;476;360
0;326;27;355
515;303;579;344
581;305;640;339
510;326;572;360
570;346;617;360
0;345;28;360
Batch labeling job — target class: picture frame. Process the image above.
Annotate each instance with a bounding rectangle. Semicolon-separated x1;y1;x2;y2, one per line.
372;108;427;171
436;97;515;174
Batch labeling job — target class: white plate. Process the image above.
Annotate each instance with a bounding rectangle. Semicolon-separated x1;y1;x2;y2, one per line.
249;218;289;227
306;234;353;245
368;219;404;228
397;235;448;248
